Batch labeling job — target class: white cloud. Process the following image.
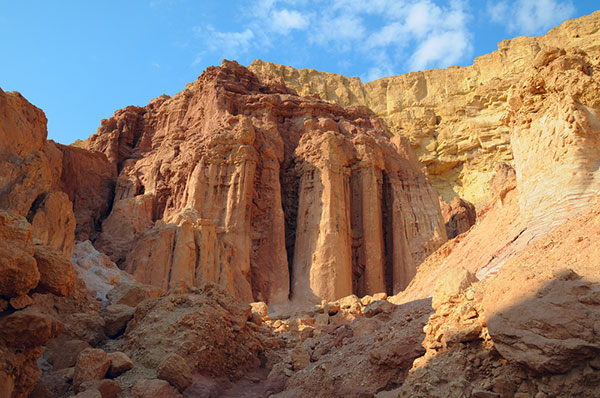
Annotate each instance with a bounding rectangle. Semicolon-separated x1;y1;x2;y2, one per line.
271;9;310;34
311;14;366;46
487;0;576;35
193;0;475;77
409;30;471;71
196;26;256;60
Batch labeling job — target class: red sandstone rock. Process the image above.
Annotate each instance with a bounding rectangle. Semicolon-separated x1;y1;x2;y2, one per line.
102;303;135;337
0;210;40;298
107;351;134;378
440;196;477;239
33;244;76;297
0;307;63;347
156;353;193;392
105;282;164;307
0;89;47;157
79;379;122;398
81;60;445;305
123;283;268;380
73;348;110;392
29;191;76;258
131;379;182;398
53;143;116;241
9;294;34;310
44;336;90;370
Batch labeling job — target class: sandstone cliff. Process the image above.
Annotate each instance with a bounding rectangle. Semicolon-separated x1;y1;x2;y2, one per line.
0;89;78;398
81;61;446;305
249;11;600;208
392;47;600;304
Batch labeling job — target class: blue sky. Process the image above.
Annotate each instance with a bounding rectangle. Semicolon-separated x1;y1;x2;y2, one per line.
1;0;598;144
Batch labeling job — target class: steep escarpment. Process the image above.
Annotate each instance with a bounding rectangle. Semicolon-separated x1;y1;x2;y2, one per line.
392;47;600;304
81;61;446;305
249;10;600;207
0;89;78;398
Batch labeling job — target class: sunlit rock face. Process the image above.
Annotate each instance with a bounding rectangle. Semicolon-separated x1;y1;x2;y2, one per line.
249;11;600;207
507;48;600;232
0;89;77;398
82;60;446;304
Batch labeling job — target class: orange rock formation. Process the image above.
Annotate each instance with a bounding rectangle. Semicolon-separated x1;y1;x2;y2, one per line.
81;61;446;304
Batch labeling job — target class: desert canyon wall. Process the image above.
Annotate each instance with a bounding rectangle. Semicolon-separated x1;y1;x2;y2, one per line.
77;61;446;305
249;10;600;208
2;10;600;398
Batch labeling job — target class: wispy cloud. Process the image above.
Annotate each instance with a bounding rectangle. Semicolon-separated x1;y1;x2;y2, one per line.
194;25;255;60
192;0;475;79
487;0;576;35
271;9;310;34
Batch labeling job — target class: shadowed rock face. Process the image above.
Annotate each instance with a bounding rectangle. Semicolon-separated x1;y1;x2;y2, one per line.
83;60;446;304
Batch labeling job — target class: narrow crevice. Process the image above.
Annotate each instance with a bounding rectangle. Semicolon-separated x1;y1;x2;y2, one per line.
349;169;365;296
382;171;395;296
280;159;300;299
26;193;47;223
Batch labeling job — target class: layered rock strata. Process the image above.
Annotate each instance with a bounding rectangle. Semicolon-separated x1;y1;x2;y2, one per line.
81;61;446;304
507;47;600;231
391;47;600;304
249;11;600;207
0;89;77;398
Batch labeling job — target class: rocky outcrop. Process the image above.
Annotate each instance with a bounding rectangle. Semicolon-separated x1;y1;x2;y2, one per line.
52;143;116;242
440;196;476;239
391;47;600;304
0;90;77;259
82;60;446;304
249;11;600;207
122;283;273;381
506;47;600;231
397;201;600;398
0;89;82;398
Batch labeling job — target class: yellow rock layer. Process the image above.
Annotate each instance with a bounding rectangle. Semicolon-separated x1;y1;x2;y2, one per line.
249;11;600;207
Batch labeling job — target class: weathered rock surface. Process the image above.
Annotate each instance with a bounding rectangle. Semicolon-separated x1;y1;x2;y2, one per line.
0;210;40;297
122;283;270;380
29;191;76;258
156;353;193;392
102;304;135;337
0;101;79;397
33;244;76;297
82;60;446;304
131;379;182;398
393;48;600;304
441;196;476;239
507;47;600;231
249;11;600;207
106;351;134;378
71;240;135;302
51;143;116;242
73;348;110;392
397;201;600;398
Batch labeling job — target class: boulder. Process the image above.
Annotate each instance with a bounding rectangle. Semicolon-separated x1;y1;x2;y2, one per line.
102;304;135;337
156;353;193;392
106;283;164;307
33;244;76;297
131;379;182;398
0;210;39;298
44;337;90;370
107;352;133;378
73;349;110;392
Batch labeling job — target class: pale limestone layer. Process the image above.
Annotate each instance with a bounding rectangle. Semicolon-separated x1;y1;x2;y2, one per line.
249;11;600;207
507;48;600;233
